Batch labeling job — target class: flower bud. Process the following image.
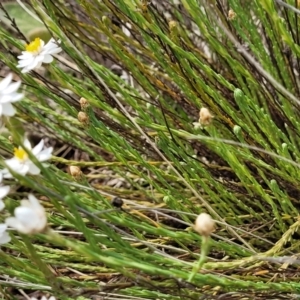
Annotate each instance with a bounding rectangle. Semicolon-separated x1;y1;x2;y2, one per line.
169;20;177;30
194;213;215;236
228;9;236;21
69;166;82;177
233;125;241;136
79;97;89;110
199;107;213;126
78;111;89;124
233;88;244;102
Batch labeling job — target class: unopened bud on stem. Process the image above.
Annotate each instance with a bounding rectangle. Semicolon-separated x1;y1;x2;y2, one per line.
194;213;215;236
69;166;82;178
79;97;89;110
199;108;213;126
78;111;89;125
228;9;236;21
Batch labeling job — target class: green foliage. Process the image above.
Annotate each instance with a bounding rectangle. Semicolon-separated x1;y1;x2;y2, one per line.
1;0;300;299
0;1;50;41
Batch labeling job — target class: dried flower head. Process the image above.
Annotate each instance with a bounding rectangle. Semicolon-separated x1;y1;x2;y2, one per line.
228;9;236;21
69;165;82;177
78;111;89;124
199;107;213;126
169;20;177;30
194;213;215;236
79;97;89;110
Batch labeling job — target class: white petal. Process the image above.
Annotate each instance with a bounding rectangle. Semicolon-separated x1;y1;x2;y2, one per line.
6;217;28;233
37;147;53;161
0;74;12;91
17;52;33;59
0;185;10;199
28;194;41;208
2;81;21;94
0;224;7;233
1;169;13;179
0;173;3;182
47;47;62;55
14;207;38;226
17;56;36;68
0;92;23;103
32;139;44;155
5;158;29;175
23;139;32;150
28;163;41;175
0;231;11;244
42;55;54;63
5;157;20;168
21;67;30;74
5;217;17;228
0;200;5;211
1;103;16;116
9;93;24;102
43;39;57;49
20;199;30;207
28;57;43;71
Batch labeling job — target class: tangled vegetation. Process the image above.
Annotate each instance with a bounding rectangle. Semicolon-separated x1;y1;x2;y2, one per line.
1;0;300;299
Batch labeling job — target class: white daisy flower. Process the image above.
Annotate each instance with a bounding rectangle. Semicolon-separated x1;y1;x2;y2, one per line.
0;224;11;244
2;139;53;178
17;37;62;73
0;73;23;116
6;194;47;234
0;173;10;211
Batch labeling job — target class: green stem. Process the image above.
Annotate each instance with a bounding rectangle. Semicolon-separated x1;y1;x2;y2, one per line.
188;236;210;282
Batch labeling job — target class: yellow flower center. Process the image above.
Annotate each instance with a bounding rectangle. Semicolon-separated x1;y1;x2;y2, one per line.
14;148;28;161
25;38;42;53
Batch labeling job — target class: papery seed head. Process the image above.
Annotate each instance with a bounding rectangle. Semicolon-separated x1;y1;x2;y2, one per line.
169;20;177;30
199;107;213;126
228;9;236;21
194;213;215;236
78;111;89;124
79;97;89;110
69;166;82;177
